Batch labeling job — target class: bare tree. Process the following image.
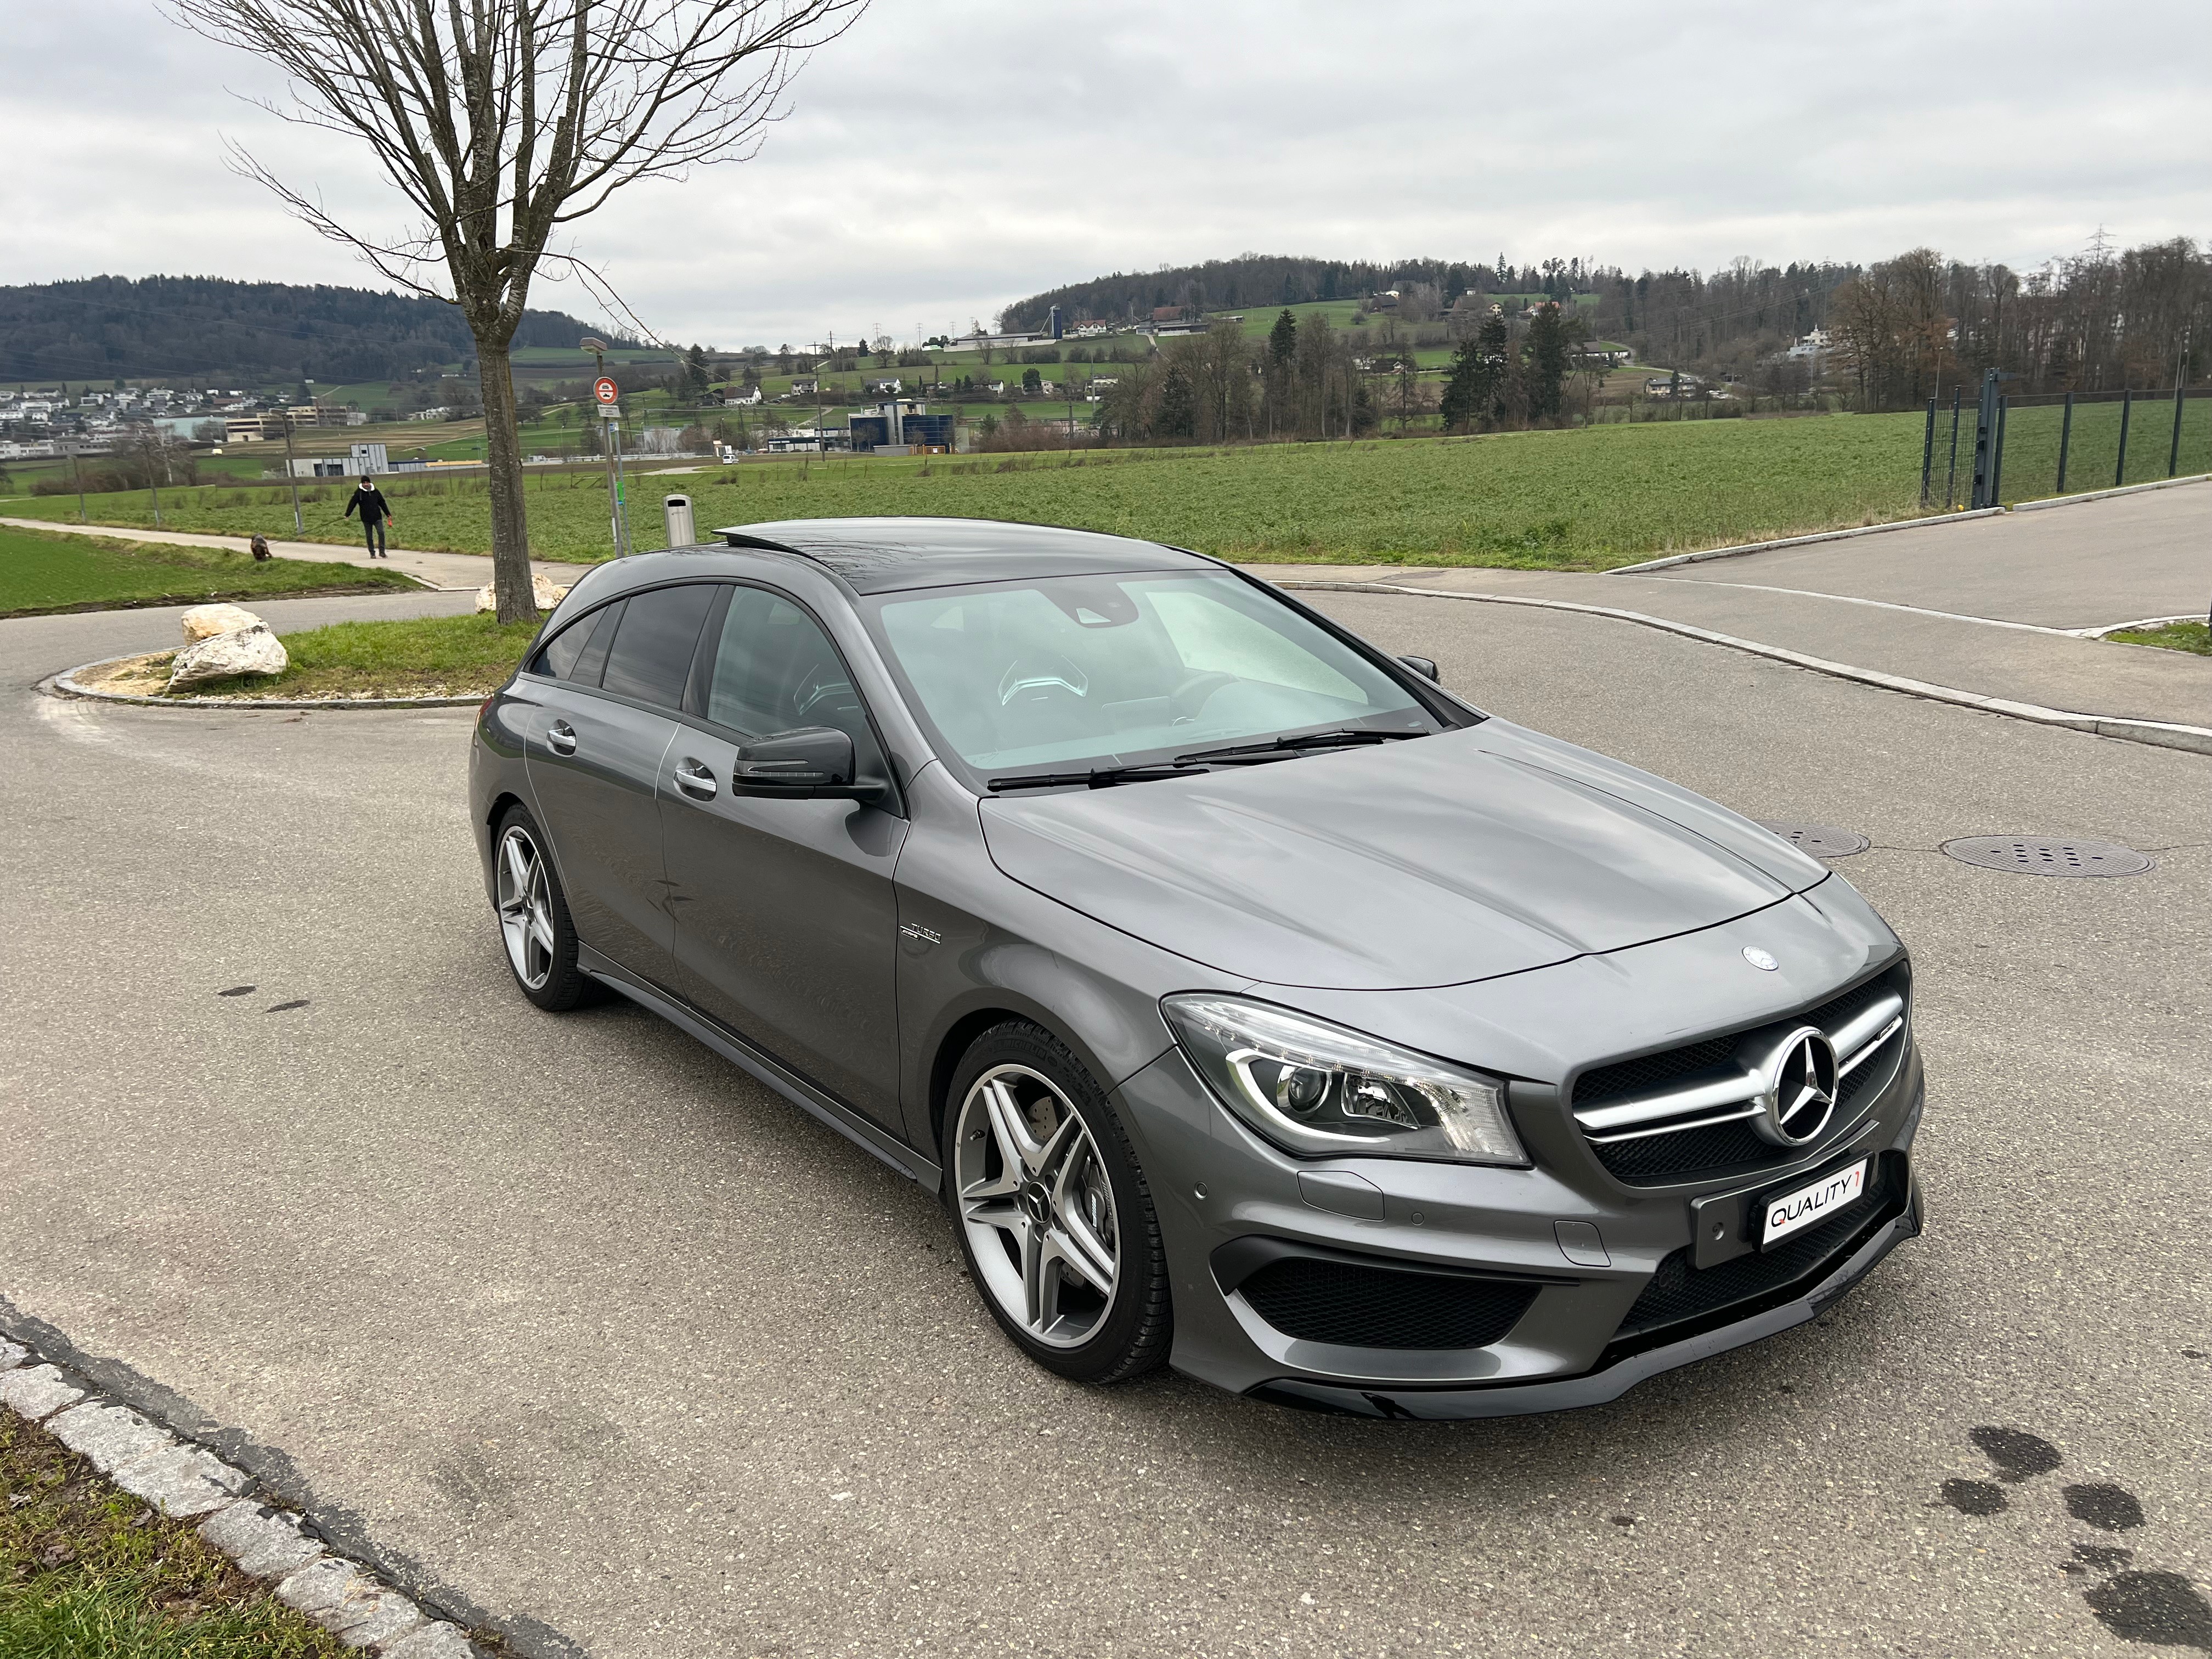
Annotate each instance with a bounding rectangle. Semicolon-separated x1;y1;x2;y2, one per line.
170;0;868;621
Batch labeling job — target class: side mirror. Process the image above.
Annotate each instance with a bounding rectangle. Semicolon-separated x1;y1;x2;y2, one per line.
732;726;877;800
1397;654;1440;682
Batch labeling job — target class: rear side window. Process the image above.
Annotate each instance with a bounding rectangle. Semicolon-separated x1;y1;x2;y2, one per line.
535;600;622;684
600;585;716;709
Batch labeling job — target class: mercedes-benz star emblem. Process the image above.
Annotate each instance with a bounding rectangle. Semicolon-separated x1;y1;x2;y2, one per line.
1742;946;1780;971
1752;1026;1839;1146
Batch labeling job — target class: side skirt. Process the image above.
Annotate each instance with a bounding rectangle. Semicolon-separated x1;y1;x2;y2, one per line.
578;944;941;1194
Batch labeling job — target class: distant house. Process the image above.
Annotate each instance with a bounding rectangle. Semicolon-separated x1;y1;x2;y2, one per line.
1150;305;1186;323
723;386;763;405
1577;345;1629;367
861;376;901;395
1785;327;1831;360
787;376;817;396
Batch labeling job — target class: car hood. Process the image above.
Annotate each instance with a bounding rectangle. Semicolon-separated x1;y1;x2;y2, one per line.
979;723;1826;991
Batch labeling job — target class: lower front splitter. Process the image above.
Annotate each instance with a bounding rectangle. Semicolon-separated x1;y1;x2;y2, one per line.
1247;1178;1922;1420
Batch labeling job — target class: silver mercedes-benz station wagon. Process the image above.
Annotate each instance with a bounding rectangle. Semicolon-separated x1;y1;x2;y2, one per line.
468;517;1922;1418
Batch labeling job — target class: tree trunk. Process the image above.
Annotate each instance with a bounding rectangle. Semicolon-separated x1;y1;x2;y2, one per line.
477;341;537;625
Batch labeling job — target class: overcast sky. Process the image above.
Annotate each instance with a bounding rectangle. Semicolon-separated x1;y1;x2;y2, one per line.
10;0;2207;348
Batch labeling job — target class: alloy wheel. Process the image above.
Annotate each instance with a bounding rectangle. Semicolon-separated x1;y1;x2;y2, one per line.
495;825;556;991
953;1064;1121;1348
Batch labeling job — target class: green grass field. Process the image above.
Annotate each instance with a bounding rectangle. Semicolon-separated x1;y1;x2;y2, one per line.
172;612;541;698
0;524;419;617
9;413;1942;571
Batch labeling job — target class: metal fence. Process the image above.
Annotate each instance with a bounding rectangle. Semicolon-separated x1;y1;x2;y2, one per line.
1920;379;2210;511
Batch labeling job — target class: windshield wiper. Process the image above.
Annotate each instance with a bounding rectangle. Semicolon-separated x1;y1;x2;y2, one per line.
986;763;1210;793
1173;728;1427;766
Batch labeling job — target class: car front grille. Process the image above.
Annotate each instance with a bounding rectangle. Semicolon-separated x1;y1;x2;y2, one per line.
1238;1257;1539;1351
1571;966;1909;1187
1613;1151;1905;1341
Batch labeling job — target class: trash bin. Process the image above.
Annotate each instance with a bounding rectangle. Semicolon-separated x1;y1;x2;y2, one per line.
663;494;696;548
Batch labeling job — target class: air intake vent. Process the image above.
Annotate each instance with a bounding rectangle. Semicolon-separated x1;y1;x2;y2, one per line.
1238;1257;1538;1351
1616;1153;1905;1340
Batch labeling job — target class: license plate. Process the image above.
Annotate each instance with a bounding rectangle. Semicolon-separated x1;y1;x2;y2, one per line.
1760;1156;1870;1247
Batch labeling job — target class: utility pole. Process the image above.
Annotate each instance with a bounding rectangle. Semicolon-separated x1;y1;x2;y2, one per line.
280;411;304;533
63;438;86;522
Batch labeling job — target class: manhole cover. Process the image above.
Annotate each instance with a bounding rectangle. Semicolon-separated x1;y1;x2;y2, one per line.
1756;821;1870;858
1940;836;2154;877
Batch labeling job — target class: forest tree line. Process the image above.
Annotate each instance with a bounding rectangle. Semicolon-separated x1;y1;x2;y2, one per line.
0;275;621;385
1004;237;2210;415
1826;239;2208;410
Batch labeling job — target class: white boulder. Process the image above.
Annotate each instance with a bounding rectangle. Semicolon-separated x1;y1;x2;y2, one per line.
180;603;264;643
167;624;290;691
474;574;571;613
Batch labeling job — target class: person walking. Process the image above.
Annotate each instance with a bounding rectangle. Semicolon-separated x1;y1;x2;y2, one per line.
343;475;396;558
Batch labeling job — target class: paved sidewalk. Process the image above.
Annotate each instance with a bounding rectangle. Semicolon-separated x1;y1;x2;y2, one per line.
1643;481;2208;629
1247;486;2212;733
1;516;594;594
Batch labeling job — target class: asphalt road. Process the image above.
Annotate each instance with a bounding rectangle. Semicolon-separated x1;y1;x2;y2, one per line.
2;589;2208;1658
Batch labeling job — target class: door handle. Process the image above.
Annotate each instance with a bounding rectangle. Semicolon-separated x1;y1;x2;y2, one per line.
674;758;718;800
546;720;578;755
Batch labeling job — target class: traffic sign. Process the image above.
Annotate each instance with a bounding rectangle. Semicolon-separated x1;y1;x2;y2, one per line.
593;376;619;405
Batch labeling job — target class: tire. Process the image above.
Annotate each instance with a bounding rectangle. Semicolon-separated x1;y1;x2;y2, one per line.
941;1021;1173;1384
490;804;599;1012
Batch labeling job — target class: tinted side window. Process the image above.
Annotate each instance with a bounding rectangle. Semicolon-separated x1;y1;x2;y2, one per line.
569;601;624;685
705;586;871;747
535;608;600;680
601;585;716;709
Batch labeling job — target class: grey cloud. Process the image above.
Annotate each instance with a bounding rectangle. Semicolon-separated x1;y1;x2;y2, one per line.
8;0;2206;348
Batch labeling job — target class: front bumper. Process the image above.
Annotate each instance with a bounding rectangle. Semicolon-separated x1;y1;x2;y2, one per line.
1250;1173;1922;1418
1119;1025;1926;1417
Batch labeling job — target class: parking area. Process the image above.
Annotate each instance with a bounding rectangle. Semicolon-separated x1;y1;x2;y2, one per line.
2;575;2208;1656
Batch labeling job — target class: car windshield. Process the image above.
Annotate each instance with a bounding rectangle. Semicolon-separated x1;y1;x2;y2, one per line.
865;571;1441;785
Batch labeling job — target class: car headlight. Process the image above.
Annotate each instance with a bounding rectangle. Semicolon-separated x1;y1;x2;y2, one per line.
1161;994;1526;1167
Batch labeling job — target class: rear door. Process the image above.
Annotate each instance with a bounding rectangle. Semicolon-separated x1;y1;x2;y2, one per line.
660;583;909;1130
523;584;718;985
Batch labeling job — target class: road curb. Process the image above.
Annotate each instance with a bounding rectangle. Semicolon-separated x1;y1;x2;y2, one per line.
2012;473;2209;511
42;656;482;710
1607;507;2007;574
1;1319;509;1658
1284;582;2212;759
